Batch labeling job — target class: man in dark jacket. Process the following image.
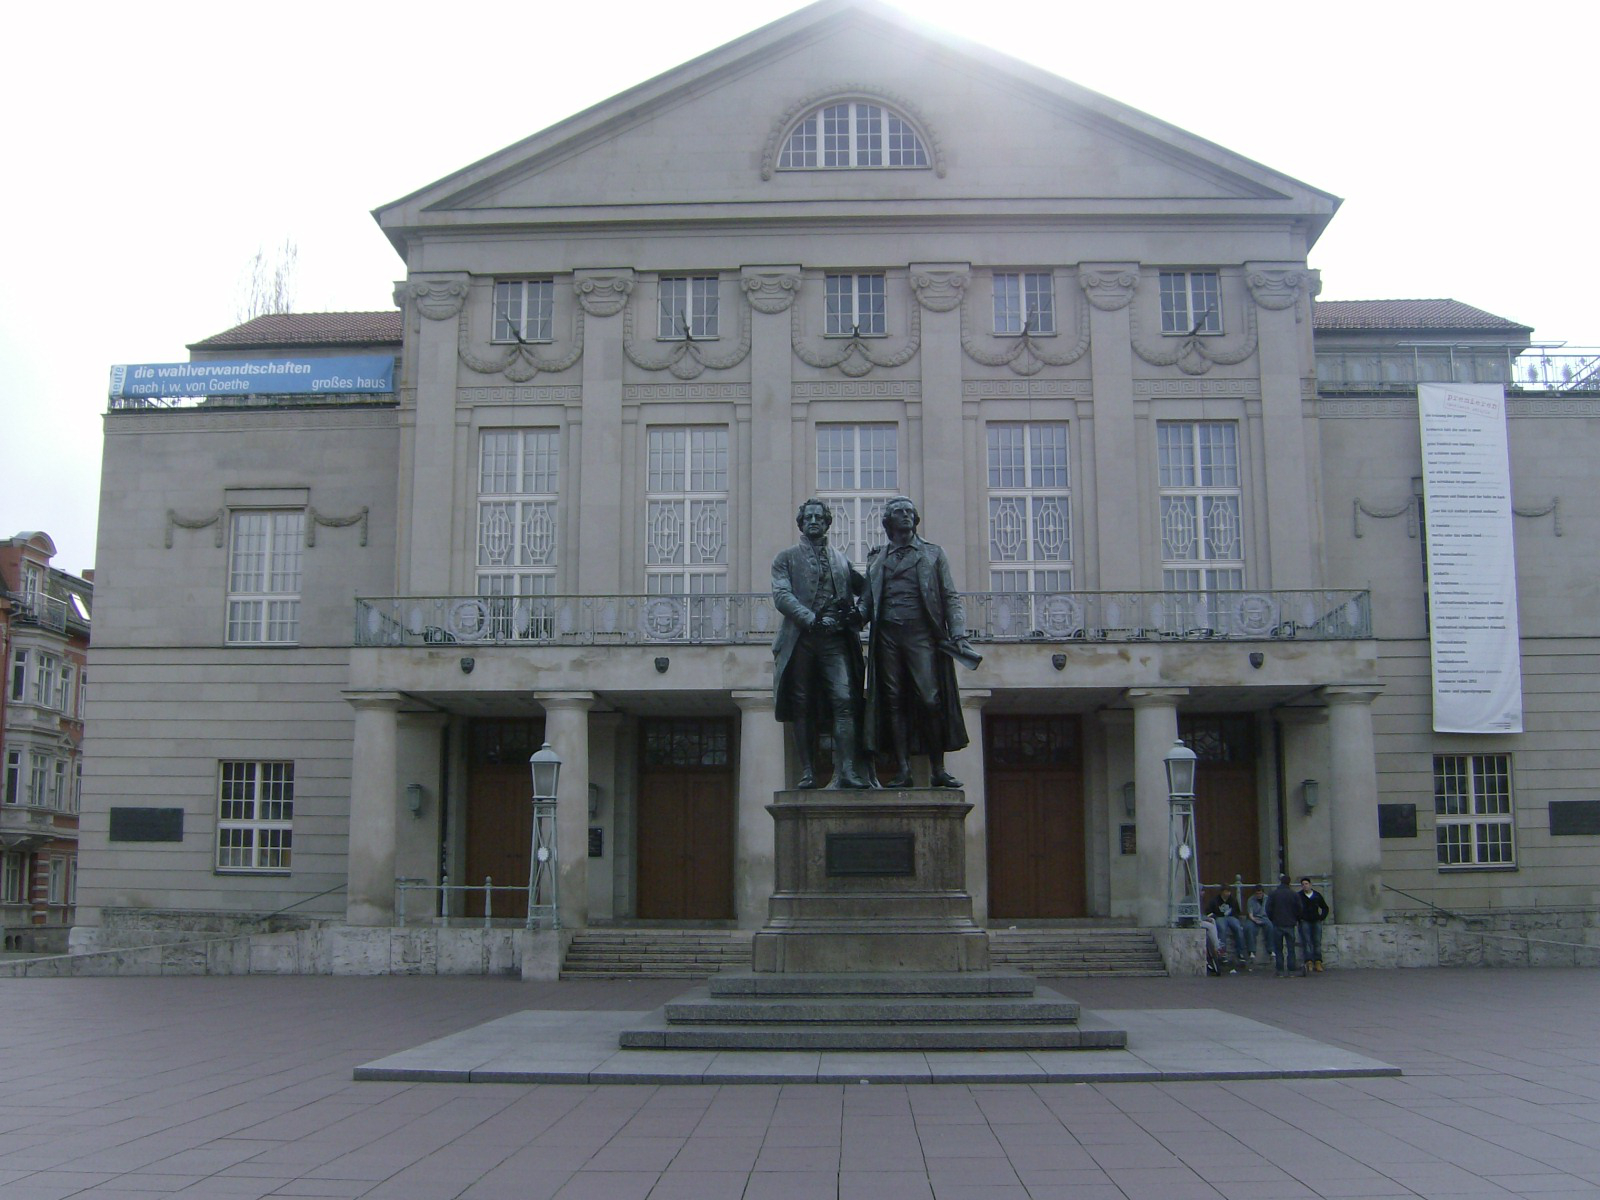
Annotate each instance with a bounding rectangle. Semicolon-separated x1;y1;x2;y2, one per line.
1265;875;1302;977
1297;877;1331;972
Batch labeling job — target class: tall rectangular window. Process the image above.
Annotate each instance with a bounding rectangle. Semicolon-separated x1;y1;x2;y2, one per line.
56;665;72;713
1160;270;1222;335
28;752;48;806
1;853;23;903
9;648;26;702
217;761;294;873
645;428;729;596
657;277;719;339
1159;421;1243;630
993;273;1056;335
825;274;886;336
817;425;898;564
493;279;554;342
50;759;66;809
226;511;306;644
3;751;18;805
47;859;64;905
32;653;58;708
477;429;559;597
987;424;1071;593
1435;754;1515;868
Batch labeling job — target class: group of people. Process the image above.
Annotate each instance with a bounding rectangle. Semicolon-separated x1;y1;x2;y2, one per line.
772;496;978;790
1203;876;1329;977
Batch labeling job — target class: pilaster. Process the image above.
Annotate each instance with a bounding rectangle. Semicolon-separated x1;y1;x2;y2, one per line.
733;690;785;928
949;689;991;926
345;692;406;926
398;273;468;595
1080;264;1141;589
1321;685;1385;923
742;267;802;569
574;269;633;593
538;691;597;931
911;263;970;579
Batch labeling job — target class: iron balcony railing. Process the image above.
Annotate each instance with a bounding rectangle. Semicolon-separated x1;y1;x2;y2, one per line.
3;591;85;635
354;589;1370;648
1315;345;1600;396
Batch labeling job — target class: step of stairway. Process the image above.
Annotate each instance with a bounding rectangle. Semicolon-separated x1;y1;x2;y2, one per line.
663;985;1080;1025
709;969;1036;997
620;1011;1128;1051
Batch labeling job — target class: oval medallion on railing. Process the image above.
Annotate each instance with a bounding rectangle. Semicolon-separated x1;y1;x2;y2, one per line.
642;596;686;640
1039;594;1084;638
446;598;491;642
1232;593;1279;638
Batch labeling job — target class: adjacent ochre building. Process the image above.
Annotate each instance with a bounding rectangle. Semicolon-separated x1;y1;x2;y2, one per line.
72;0;1600;971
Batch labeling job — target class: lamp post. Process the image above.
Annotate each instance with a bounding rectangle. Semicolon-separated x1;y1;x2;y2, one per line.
527;742;562;930
1164;738;1200;926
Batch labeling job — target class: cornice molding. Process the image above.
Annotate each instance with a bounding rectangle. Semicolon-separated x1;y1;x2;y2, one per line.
793;380;921;400
624;383;752;401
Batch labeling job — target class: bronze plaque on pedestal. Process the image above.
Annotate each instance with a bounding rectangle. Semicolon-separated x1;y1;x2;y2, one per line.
825;832;915;877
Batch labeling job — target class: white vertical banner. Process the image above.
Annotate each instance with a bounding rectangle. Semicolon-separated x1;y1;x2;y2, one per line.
1418;382;1522;733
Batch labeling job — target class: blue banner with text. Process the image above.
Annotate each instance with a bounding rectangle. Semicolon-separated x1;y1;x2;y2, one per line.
109;356;395;399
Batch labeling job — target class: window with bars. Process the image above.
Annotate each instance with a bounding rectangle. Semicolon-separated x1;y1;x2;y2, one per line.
226;511;305;644
216;761;294;873
1158;422;1243;630
493;279;555;342
645;428;729;596
1159;270;1222;335
657;277;719;339
816;424;898;565
777;101;929;169
1435;754;1516;868
825;274;886;336
987;424;1071;594
993;273;1056;336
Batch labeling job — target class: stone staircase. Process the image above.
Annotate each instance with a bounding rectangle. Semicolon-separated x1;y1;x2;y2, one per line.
563;926;1167;978
560;930;754;978
989;927;1168;977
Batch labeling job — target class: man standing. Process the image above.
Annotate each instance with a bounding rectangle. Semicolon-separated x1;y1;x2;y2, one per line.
1266;874;1302;978
861;496;977;788
1297;876;1331;972
771;499;869;789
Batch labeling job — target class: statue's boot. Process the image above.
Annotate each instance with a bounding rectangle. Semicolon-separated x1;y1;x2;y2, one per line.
831;712;869;789
881;712;914;788
793;715;818;789
929;752;962;789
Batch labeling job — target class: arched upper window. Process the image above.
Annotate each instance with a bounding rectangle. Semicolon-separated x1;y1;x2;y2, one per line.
777;100;930;170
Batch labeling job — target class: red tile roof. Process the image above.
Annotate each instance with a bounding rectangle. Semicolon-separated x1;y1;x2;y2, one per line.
1313;299;1530;334
189;311;403;350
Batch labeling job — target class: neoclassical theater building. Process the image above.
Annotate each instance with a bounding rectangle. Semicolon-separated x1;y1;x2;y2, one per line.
74;0;1600;970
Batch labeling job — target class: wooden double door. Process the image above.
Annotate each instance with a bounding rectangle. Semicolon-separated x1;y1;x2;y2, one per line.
635;717;735;920
986;715;1087;919
463;720;544;919
1182;715;1262;890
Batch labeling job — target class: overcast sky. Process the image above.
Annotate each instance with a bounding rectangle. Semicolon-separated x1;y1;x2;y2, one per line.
3;0;1594;578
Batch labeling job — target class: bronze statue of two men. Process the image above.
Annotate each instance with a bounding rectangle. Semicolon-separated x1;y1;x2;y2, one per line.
772;496;979;790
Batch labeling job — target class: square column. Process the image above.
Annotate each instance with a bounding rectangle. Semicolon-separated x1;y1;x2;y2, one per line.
538;692;595;931
1129;687;1187;928
345;692;405;926
947;689;990;927
1322;685;1385;922
733;690;785;928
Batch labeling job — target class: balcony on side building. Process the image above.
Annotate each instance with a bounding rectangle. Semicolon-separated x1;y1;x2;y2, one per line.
1315;343;1600;396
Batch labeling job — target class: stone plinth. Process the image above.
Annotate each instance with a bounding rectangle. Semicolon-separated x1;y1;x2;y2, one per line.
751;787;990;973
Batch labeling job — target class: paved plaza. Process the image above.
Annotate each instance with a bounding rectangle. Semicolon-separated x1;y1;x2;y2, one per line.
1;968;1597;1199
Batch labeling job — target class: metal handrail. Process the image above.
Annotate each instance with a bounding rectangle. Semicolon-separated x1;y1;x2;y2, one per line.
395;877;543;930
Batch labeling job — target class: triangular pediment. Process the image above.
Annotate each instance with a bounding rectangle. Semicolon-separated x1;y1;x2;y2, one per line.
375;1;1336;245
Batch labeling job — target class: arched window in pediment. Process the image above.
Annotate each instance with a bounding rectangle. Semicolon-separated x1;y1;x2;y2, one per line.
776;97;931;171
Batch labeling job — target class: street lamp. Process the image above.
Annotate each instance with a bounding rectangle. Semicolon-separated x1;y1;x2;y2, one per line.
527;742;562;930
1164;739;1200;926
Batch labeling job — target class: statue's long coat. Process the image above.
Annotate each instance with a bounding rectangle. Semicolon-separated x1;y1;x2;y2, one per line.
770;540;866;723
861;535;969;755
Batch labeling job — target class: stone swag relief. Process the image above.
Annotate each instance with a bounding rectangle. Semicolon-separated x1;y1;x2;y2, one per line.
771;495;981;794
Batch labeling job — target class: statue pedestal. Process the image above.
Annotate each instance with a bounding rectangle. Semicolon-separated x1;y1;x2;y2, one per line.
751;787;990;973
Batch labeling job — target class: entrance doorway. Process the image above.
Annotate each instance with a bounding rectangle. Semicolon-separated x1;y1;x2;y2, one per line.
463;719;545;919
1180;714;1261;891
985;715;1086;918
635;717;735;919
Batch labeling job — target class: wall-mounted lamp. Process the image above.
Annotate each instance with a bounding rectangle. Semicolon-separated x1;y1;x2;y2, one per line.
1051;653;1067;671
1302;778;1319;812
459;656;475;674
588;783;602;819
654;656;670;674
404;783;425;818
1121;781;1136;819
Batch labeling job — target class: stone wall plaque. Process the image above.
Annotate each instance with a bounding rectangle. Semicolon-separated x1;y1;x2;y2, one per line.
109;807;184;842
588;826;604;857
825;832;915;877
1119;824;1137;855
1549;800;1600;836
1378;803;1418;839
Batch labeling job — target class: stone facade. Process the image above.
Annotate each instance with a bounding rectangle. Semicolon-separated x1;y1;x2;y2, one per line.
72;0;1600;971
